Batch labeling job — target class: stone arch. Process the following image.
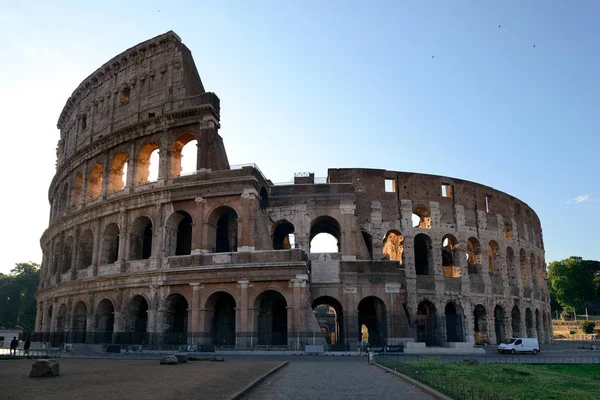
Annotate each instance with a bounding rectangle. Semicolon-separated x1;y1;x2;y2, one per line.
312;296;345;346
445;302;465;342
494;305;505;344
55;304;68;344
62;235;74;273
87;162;103;200
136;142;160;184
511;306;521;337
72;301;87;343
170;133;197;177
273;220;295;250
109;152;128;193
309;215;341;253
414;233;432;275
488;240;501;275
259;187;269;210
130;216;153;260
520;249;530;287
96;298;115;343
416;300;439;346
441;234;460;277
467;237;482;274
382;230;404;263
162;293;188;344
100;223;120;265
124;295;149;344
52;239;62;276
525;307;534;337
59;183;69;214
71;171;83;206
255;290;288;346
77;229;94;270
165;210;193;256
205;291;237;346
412;206;431;229
506;247;518;286
207;206;238;253
473;304;488;344
358;296;387;346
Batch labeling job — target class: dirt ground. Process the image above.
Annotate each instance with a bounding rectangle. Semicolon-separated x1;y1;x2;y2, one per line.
0;358;283;400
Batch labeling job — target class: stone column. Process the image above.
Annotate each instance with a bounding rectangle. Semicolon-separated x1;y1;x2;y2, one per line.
50;299;58;333
192;197;206;252
86;295;96;344
238;280;250;348
340;203;356;259
35;301;43;332
190;283;202;335
70;229;79;280
91;219;102;276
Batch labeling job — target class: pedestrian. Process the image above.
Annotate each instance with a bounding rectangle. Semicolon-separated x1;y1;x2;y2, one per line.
9;337;19;356
24;339;31;356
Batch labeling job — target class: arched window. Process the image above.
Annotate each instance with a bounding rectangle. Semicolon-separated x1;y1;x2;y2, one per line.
100;223;120;264
309;216;341;253
165;211;193;256
412;207;431;229
136;142;160;184
414;233;432;275
207;207;238;253
273;220;295;250
62;236;74;273
382;230;404;263
467;237;481;274
72;171;83;206
130;216;153;260
441;234;460;277
488;241;501;275
78;229;94;269
109;152;128;193
87;163;103;200
171;134;197;177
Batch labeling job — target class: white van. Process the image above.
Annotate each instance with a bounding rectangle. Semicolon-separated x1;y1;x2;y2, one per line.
497;338;540;355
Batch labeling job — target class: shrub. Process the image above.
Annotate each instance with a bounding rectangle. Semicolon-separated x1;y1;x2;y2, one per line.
579;320;596;334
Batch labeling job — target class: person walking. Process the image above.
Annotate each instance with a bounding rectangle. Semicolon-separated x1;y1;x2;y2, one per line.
23;339;31;356
9;337;19;356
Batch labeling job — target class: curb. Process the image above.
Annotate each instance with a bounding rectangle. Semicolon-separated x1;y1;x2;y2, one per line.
230;361;288;399
373;363;453;400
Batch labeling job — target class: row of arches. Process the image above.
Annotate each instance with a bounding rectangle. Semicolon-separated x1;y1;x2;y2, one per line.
54;134;199;218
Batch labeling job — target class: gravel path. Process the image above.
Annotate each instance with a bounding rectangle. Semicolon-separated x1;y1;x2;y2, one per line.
242;358;436;399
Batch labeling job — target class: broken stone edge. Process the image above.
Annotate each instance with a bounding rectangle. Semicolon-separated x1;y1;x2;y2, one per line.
229;361;288;400
374;363;453;400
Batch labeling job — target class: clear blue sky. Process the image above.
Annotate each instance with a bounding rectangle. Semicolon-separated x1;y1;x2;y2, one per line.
0;1;598;273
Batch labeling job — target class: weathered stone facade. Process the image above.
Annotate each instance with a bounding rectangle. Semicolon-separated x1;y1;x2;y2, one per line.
35;31;550;350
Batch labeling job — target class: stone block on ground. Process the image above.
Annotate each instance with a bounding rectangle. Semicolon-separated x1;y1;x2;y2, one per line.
174;354;188;363
159;355;179;365
29;359;60;378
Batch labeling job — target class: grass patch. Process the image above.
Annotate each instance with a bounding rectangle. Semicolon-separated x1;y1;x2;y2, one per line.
381;361;600;400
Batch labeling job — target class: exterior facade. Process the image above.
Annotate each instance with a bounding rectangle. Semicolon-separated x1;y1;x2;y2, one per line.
35;31;551;350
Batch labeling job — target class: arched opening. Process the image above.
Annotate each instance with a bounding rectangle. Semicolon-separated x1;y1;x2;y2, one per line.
62;236;74;273
416;301;439;346
72;301;87;343
163;294;188;345
256;290;288;346
494;305;505;344
206;206;238;253
130;216;153;260
96;299;115;344
412;206;431;228
71;171;83;206
309;216;341;253
530;253;537;287
52;240;62;276
488;241;501;275
125;295;148;345
109;152;128;193
525;307;534;338
506;247;518;286
78;229;94;270
358;296;387;346
520;249;530;287
100;223;120;265
55;304;67;346
171;134;197;177
165;211;193;256
382;230;404;263
473;305;488;344
312;296;344;347
259;187;269;210
361;230;373;260
87;162;103;200
441;234;460;277
535;309;542;340
136;142;160;184
414;233;432;275
59;184;69;214
445;302;465;342
273;220;295;250
467;237;482;274
511;306;521;337
205;292;236;347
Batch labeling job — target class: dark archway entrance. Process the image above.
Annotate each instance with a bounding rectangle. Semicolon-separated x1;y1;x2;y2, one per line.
414;234;432;275
130;217;153;260
55;304;67;346
312;296;345;350
164;294;188;345
72;301;87;343
526;308;534;338
445;302;464;343
96;299;115;344
125;295;149;344
358;296;387;346
273;220;295;250
206;292;236;347
511;306;521;337
494;305;505;344
473;304;488;344
416;301;439;346
256;291;287;346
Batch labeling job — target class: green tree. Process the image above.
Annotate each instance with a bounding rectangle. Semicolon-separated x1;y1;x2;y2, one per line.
547;257;597;314
0;262;40;331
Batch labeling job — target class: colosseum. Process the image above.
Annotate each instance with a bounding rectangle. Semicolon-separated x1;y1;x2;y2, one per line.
34;31;551;353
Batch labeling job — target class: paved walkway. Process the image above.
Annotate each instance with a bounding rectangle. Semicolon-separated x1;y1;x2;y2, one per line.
242;358;435;400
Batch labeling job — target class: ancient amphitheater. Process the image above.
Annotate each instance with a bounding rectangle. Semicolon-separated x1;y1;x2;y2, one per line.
34;31;550;352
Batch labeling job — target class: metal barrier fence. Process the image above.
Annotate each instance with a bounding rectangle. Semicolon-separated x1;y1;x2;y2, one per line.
0;348;62;358
376;354;600;364
384;362;512;400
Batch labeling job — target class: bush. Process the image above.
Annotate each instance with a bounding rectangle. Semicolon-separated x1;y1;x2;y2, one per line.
579;320;596;334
